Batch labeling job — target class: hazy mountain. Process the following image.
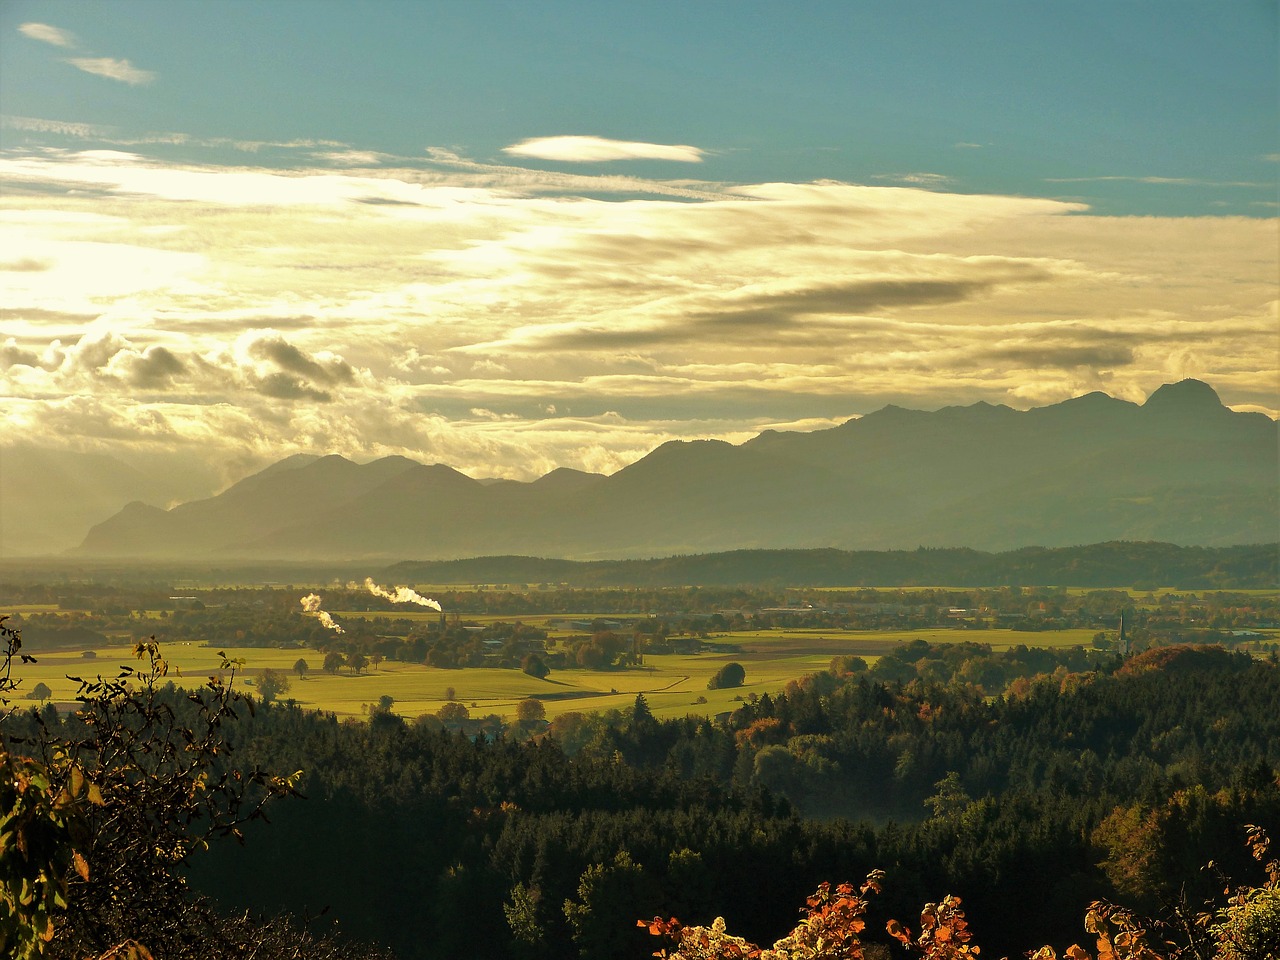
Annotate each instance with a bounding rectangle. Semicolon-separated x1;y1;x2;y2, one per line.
0;445;220;557
73;381;1278;561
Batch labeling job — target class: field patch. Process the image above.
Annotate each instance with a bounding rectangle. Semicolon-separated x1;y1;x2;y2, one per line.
6;624;1101;722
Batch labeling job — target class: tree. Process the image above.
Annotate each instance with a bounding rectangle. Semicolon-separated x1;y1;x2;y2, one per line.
293;658;309;680
257;668;290;704
521;653;550;679
0;625;341;958
924;770;971;819
438;701;469;724
323;652;344;675
26;681;52;702
829;655;867;675
516;698;546;723
707;662;746;690
564;851;657;958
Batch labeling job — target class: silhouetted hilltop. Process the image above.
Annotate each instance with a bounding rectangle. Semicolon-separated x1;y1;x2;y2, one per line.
74;380;1278;561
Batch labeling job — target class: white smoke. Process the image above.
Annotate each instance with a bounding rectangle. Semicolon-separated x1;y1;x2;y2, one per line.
316;611;344;633
364;577;442;612
300;592;344;632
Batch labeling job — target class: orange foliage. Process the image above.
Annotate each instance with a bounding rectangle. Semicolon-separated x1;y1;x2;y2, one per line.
734;717;788;749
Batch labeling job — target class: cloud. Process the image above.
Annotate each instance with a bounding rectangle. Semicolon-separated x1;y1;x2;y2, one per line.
320;150;386;166
0;258;52;272
255;373;333;402
1045;175;1266;188
19;23;76;47
66;57;156;86
1;115;112;138
988;343;1135;369
125;346;186;388
247;335;355;386
873;172;955;186
0;136;1274;483
502;136;706;163
0;338;42;368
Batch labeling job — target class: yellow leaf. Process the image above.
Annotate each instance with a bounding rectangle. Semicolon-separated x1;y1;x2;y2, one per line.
73;851;90;880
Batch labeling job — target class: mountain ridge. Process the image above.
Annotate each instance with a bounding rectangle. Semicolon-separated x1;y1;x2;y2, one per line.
71;380;1279;561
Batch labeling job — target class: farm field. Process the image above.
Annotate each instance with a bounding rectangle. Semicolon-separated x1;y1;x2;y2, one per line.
6;624;1118;722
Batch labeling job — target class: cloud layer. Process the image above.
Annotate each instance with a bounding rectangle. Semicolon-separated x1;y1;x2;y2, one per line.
1;136;1275;489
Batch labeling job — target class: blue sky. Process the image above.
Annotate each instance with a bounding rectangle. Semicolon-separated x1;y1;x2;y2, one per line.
0;1;1276;497
4;1;1275;214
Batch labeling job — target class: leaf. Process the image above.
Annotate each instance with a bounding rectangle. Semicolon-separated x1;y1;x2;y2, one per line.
886;919;911;945
73;850;90;880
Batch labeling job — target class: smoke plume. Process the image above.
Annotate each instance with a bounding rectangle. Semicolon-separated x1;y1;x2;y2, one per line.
300;592;345;633
364;577;442;611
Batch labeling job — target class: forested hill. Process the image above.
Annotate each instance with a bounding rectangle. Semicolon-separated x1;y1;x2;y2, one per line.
175;652;1280;960
383;541;1278;588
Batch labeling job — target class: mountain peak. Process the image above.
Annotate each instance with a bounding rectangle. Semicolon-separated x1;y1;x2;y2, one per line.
1143;379;1224;412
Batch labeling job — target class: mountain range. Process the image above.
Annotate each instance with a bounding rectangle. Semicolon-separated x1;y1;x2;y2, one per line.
61;379;1277;562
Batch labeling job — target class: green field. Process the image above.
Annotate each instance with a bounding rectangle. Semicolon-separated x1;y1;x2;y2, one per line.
7;624;1125;722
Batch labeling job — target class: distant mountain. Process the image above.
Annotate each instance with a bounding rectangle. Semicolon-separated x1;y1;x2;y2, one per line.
0;445;219;557
73;380;1278;561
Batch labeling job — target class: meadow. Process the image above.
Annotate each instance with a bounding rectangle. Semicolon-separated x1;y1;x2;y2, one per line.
10;620;1111;722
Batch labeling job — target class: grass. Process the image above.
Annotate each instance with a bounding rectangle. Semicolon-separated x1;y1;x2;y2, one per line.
10;624;1109;722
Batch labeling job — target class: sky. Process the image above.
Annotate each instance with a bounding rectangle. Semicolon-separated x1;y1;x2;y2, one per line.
1;0;1277;491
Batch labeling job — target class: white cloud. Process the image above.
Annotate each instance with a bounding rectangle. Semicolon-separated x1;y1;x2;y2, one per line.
1046;175;1266;188
503;135;706;163
19;22;76;47
319;150;386;165
874;172;955;186
1;114;111;138
0;137;1274;483
66;57;156;86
